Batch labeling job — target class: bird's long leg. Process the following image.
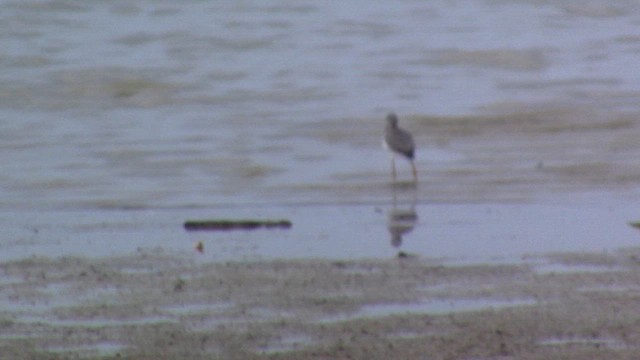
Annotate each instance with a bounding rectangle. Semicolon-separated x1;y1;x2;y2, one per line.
410;160;418;183
391;156;397;182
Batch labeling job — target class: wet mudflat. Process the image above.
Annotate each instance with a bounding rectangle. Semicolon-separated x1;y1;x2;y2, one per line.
2;248;640;359
3;106;640;359
5;1;640;358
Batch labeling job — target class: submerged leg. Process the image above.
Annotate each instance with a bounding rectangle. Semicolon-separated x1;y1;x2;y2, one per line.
391;156;397;182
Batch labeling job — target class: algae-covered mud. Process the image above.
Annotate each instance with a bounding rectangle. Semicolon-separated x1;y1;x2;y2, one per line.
2;249;640;359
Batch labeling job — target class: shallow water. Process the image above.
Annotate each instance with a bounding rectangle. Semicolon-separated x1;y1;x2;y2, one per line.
3;200;640;262
3;1;640;261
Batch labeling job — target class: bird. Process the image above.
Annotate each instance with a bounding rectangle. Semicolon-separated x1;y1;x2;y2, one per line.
383;113;417;183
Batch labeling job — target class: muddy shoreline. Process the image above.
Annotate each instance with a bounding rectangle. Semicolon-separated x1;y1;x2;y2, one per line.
5;1;640;358
1;247;640;359
4;105;640;359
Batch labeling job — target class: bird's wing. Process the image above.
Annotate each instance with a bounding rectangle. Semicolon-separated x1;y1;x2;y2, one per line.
385;128;415;157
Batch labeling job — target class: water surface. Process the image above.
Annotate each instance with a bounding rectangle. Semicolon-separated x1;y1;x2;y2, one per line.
3;0;640;261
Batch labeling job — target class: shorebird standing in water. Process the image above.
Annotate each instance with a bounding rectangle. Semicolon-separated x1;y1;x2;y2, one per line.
384;113;417;183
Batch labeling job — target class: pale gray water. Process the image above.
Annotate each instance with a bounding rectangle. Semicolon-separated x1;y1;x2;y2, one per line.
3;0;640;261
4;202;640;261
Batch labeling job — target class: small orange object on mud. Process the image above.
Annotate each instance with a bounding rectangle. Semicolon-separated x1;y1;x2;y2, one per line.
195;241;204;253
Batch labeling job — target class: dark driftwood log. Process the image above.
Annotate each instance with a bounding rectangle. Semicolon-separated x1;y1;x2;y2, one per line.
183;219;292;231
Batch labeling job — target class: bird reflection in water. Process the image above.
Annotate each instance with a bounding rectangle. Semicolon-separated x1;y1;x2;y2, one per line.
387;183;418;250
